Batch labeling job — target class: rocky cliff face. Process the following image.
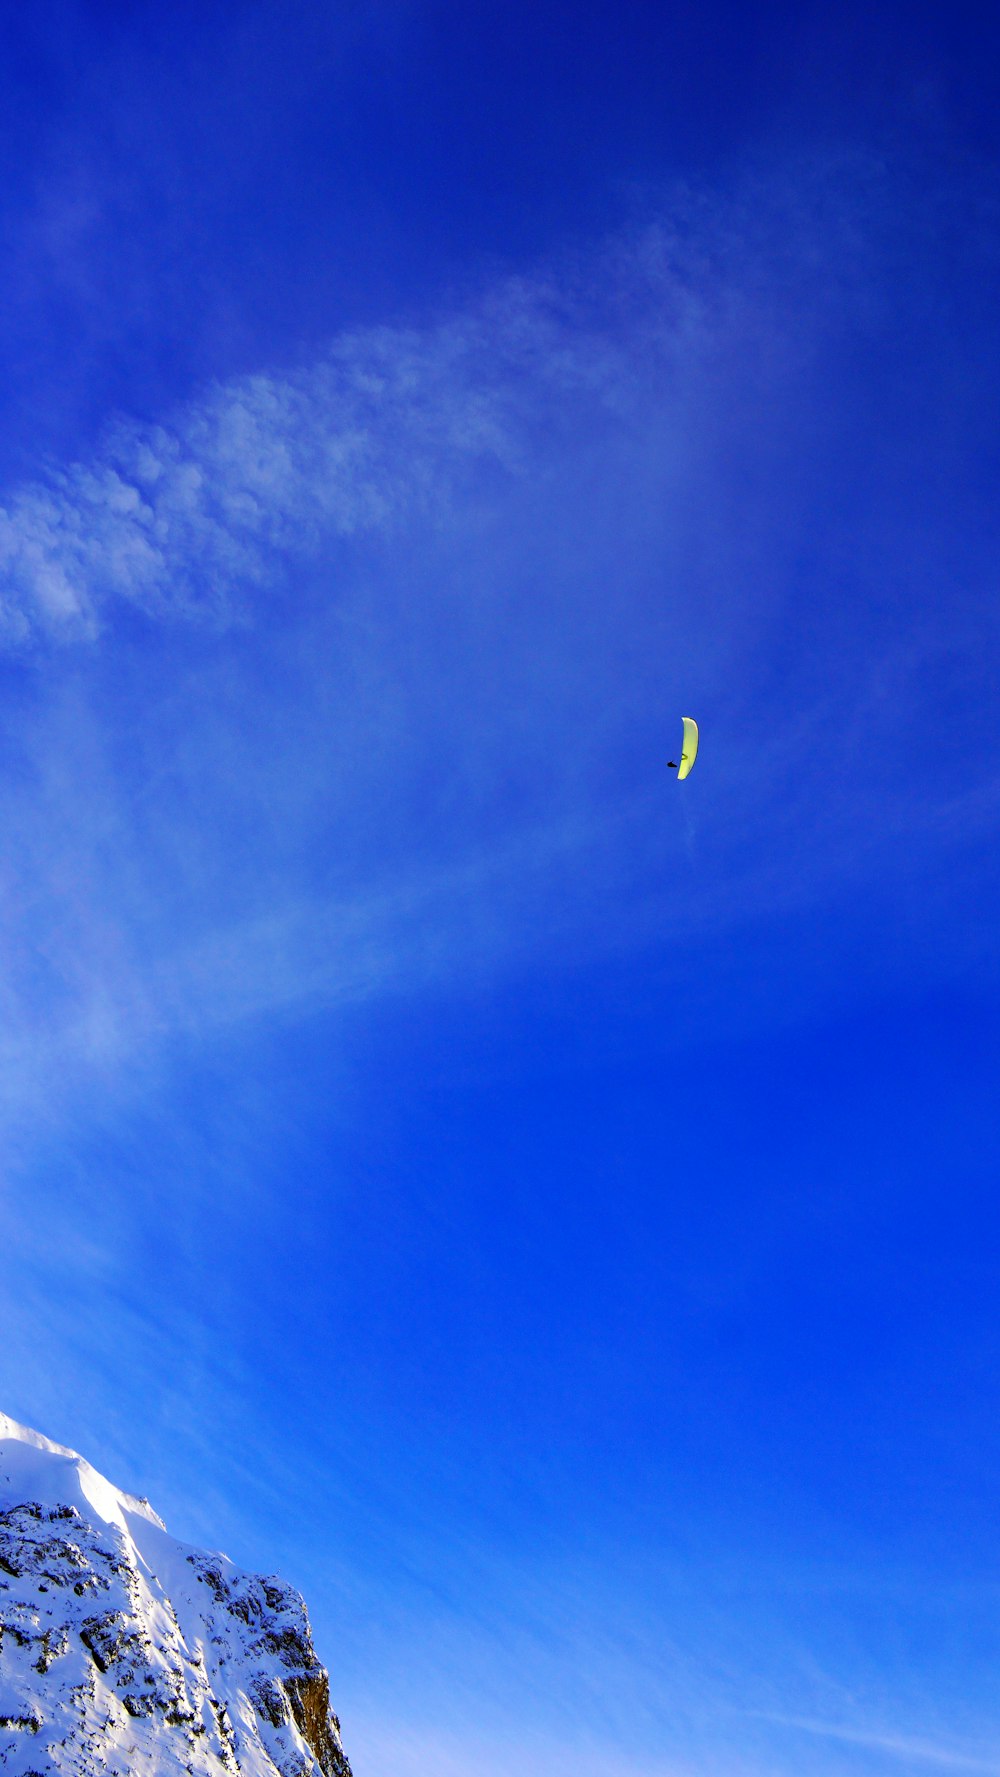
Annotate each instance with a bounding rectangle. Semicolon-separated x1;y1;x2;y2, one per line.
0;1412;353;1777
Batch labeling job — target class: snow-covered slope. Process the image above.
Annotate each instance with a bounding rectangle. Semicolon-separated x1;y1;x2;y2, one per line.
0;1412;353;1777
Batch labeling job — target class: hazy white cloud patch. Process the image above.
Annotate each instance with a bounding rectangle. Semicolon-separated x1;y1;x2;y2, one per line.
346;1717;709;1777
0;147;914;647
0;283;641;645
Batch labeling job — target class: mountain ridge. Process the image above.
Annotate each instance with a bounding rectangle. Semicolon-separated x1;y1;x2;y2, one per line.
0;1411;353;1777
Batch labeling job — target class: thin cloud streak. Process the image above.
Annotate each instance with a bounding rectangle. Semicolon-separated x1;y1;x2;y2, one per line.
754;1713;1000;1772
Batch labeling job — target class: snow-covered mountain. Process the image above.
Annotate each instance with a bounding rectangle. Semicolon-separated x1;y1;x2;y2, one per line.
0;1412;353;1777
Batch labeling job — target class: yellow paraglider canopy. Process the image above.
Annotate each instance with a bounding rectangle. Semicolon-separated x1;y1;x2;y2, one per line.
677;716;699;779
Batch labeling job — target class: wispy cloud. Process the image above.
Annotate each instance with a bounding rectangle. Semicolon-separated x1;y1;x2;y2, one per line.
1;147;997;1143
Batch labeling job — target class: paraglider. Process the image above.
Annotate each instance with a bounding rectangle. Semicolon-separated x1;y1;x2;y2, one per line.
667;717;699;780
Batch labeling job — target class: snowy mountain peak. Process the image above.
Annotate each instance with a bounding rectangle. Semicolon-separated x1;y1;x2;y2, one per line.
0;1411;166;1536
0;1412;353;1777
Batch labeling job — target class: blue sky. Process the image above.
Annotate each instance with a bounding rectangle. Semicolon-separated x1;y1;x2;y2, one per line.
2;3;1000;1773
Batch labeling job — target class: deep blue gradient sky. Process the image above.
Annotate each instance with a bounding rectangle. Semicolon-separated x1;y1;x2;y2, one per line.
2;5;1000;1774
